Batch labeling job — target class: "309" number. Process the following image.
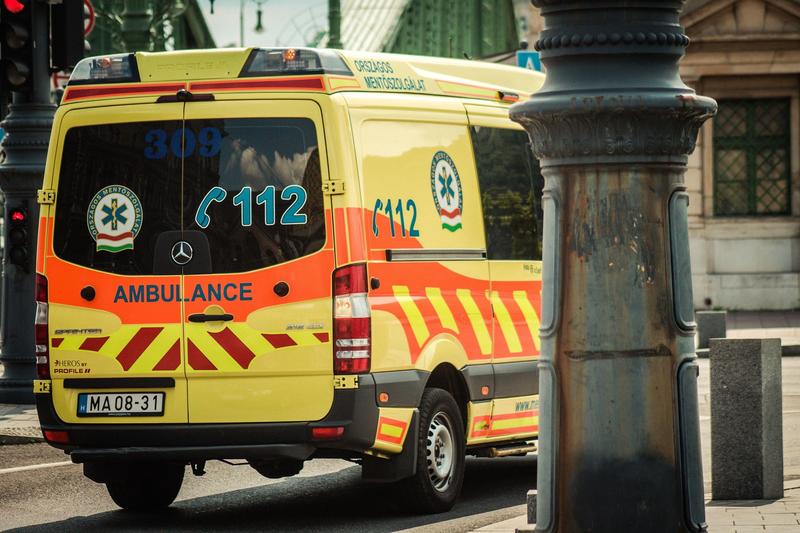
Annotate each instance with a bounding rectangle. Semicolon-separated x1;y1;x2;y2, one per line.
144;127;222;159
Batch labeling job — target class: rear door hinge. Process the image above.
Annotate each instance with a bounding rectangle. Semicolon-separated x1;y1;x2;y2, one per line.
334;375;359;389
37;189;55;205
322;180;346;195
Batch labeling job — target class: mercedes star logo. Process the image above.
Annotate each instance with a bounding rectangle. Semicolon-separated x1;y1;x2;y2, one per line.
171;241;193;265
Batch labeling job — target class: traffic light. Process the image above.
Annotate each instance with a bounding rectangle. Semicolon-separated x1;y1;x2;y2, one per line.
51;0;84;71
8;206;29;268
1;0;37;93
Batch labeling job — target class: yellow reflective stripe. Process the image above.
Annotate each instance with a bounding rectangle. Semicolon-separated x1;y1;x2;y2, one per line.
513;291;541;350
54;336;83;351
228;323;272;354
491;291;522;353
456;289;491;355
187;329;241;371
97;326;139;358
491;415;536;431
393;285;430;346
380;423;403;438
286;330;326;347
425;287;458;333
128;326;179;372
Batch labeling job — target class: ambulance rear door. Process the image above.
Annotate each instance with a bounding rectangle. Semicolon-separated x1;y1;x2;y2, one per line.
180;99;335;423
47;102;188;424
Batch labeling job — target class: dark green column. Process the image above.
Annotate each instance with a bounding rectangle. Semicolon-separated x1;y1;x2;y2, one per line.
328;0;342;49
510;1;716;532
121;0;153;52
0;6;55;403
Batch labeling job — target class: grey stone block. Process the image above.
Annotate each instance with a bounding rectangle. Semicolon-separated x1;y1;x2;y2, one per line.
526;489;536;524
697;310;727;349
710;338;783;500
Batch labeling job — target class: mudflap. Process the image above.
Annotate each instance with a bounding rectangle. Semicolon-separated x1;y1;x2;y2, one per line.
361;411;419;482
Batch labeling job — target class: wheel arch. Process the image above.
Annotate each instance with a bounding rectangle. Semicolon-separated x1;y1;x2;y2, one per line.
425;363;470;429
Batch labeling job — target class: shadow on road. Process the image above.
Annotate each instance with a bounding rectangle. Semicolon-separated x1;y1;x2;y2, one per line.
8;456;536;532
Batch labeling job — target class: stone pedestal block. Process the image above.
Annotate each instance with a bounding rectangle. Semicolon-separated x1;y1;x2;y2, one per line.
710;338;783;500
697;310;727;349
527;490;537;524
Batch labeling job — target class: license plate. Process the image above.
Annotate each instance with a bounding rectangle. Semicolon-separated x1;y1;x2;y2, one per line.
77;392;165;417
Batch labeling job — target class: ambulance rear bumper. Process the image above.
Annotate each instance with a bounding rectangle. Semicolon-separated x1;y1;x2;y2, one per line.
36;375;380;463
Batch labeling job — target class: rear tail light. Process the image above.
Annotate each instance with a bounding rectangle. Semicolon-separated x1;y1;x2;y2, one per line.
35;274;49;379
333;263;370;374
311;426;344;440
43;430;69;444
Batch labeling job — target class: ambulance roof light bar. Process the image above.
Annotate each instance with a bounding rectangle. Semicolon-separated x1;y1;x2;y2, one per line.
240;47;352;77
68;53;140;85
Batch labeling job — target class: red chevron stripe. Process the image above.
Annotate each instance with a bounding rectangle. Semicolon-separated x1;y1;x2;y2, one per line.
263;333;297;349
187;339;216;370
51;338;64;348
80;337;109;352
116;327;162;371
153;340;181;371
209;328;256;369
313;332;330;343
189;76;324;92
63;82;187;102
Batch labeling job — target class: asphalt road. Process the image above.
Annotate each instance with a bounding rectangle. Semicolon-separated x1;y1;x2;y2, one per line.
0;445;534;532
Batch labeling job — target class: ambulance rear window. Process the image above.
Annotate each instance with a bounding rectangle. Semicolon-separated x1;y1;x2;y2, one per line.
53;118;325;275
184;117;325;273
53;120;183;275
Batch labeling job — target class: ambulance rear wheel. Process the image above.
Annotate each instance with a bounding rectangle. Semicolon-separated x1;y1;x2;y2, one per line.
106;463;184;511
402;387;465;513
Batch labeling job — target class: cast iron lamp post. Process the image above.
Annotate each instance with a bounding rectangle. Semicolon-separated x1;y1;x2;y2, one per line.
510;1;716;531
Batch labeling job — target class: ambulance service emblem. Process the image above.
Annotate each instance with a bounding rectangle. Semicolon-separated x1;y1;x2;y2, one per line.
87;185;143;253
430;151;463;232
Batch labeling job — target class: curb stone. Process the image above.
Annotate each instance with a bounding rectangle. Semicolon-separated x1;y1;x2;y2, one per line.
0;426;44;445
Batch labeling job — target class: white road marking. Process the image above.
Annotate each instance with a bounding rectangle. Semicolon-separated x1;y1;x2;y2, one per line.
0;461;74;475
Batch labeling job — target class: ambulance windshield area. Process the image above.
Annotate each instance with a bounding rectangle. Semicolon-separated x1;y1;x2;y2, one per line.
53;118;325;276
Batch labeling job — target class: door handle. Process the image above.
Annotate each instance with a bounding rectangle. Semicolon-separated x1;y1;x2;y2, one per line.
188;313;234;323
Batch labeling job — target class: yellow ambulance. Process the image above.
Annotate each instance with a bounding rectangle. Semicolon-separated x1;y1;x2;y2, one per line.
34;47;545;513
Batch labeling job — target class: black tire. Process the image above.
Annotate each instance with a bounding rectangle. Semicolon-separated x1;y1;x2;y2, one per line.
106;462;184;511
401;387;466;514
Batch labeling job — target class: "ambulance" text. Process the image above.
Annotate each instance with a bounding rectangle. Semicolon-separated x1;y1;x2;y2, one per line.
113;283;253;303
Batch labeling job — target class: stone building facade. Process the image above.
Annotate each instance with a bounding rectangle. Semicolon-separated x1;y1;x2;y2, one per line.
527;0;800;310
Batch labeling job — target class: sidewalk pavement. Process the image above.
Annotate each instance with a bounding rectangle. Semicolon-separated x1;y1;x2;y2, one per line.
471;481;800;532
473;310;800;533
725;310;800;350
0;402;42;444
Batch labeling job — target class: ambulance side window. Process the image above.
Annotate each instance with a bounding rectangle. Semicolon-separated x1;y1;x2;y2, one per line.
471;127;544;261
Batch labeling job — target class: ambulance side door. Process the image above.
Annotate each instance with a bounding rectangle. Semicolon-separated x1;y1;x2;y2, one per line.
346;93;493;373
466;103;543;441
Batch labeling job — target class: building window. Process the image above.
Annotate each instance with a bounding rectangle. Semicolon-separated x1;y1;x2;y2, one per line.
714;98;791;216
471;126;544;260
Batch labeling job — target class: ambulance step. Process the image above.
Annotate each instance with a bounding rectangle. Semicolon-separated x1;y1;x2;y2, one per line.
487;443;537;458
